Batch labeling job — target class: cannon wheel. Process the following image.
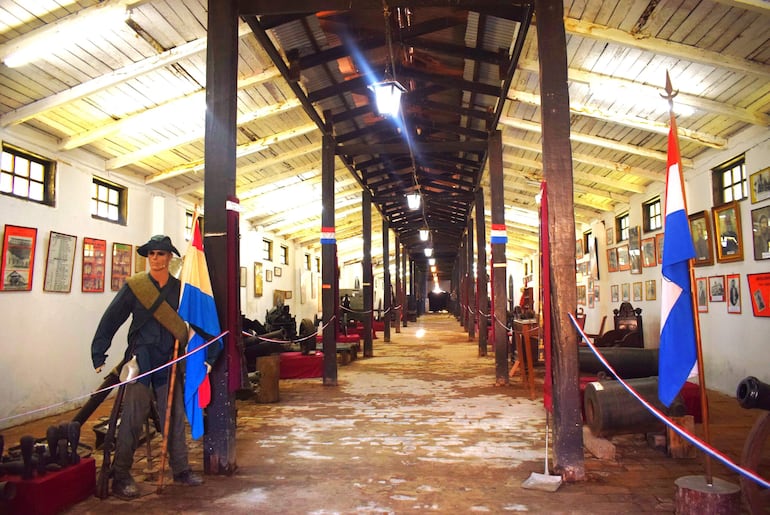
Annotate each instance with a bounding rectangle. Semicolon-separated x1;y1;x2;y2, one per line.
741;411;770;514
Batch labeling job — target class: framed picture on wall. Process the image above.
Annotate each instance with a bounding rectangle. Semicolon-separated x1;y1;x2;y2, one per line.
606;227;614;246
713;203;744;263
617;245;630;271
749;166;770;204
611;284;619;303
576;239;584;259
751;205;770;260
43;231;77;293
645;279;656;301
110;242;132;291
727;273;741;314
747;273;770;317
641;237;656;268
266;269;273;282
254;262;263;297
708;275;725;302
632;281;643;302
621;282;630;302
82;237;106;293
689;210;714;267
696;277;708;313
240;266;247;288
1;224;38;291
628;226;642;274
655;233;664;265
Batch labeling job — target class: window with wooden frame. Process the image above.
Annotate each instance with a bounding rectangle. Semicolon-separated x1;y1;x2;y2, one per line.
263;239;273;261
643;197;662;232
713;155;747;205
91;177;127;224
315;256;321;272
0;143;56;206
305;253;311;271
279;244;289;265
616;212;630;242
184;211;204;241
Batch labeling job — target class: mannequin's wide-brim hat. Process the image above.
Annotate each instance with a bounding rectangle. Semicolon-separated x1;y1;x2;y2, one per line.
137;235;180;257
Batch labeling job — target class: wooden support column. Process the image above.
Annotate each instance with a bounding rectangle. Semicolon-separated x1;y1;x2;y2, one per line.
536;0;585;481
382;219;391;343
489;130;508;386
401;241;408;327
321;113;337;386
394;236;401;334
203;0;238;475
476;188;488;356
362;190;373;357
467;218;475;339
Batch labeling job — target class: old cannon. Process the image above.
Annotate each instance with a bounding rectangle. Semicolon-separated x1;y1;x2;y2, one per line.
736;376;770;411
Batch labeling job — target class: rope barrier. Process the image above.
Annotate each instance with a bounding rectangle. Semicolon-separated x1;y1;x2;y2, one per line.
569;313;770;490
0;330;229;425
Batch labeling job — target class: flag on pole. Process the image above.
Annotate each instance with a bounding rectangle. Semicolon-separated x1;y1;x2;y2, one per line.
658;113;697;407
179;217;222;439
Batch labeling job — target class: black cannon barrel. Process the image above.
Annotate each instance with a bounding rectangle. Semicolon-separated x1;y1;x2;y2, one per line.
736;376;770;411
579;347;658;379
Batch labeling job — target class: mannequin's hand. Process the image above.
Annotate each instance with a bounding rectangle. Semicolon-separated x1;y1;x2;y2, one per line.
95;365;104;374
205;362;212;374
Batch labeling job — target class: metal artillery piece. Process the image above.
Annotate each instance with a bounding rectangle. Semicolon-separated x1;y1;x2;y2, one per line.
736;376;770;411
735;375;770;514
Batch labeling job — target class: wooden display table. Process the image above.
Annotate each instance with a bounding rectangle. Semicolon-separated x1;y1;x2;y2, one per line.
510;319;538;398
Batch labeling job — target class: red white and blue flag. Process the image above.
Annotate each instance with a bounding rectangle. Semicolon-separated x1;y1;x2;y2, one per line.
658;113;697;407
179;218;222;439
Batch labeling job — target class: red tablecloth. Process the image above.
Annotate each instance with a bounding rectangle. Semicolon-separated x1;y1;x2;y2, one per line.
280;351;323;379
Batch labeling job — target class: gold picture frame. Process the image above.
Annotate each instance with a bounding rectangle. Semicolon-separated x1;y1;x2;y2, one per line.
254;262;263;297
712;203;744;263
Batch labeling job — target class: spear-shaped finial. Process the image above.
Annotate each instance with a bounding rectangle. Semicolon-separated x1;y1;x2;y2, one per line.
660;70;679;114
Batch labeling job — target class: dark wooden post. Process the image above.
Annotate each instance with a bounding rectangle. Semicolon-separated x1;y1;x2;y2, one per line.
203;0;238;475
467;218;475;339
459;238;466;327
489;131;508;386
394;236;401;334
536;0;585;481
476;188;488;356
402;241;408;327
321;113;337;386
382;219;391;343
362;190;373;357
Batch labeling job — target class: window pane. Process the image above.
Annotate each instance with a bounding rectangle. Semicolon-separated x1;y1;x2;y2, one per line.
29;162;44;182
91;198;98;215
98;202;109;218
13;177;29;196
0;172;12;192
29;182;44;201
1;151;12;172
108;189;118;204
14;156;29;177
108;204;118;220
98;184;108;201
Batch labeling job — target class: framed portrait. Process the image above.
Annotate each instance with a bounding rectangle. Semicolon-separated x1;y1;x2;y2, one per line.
628;226;642;274
274;266;282;277
751;205;770;260
747;273;770;317
134;250;146;273
749;167;770;204
577;284;586;305
641;237;657;268
254;262;263;297
606;227;614;246
617;245;630;271
645;279;656;301
1;224;38;291
240;266;247;288
110;242;132;291
576;239;584;259
712;203;743;263
688;211;714;267
632;281;643;302
593;284;600;302
621;282;630;302
82;237;106;293
611;284;619;303
727;273;741;314
266;269;273;282
708;275;725;302
656;233;664;265
43;231;77;293
696;277;708;313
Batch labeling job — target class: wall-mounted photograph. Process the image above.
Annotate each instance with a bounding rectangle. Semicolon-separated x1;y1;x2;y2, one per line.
689;210;714;267
751;205;770;260
713;203;744;263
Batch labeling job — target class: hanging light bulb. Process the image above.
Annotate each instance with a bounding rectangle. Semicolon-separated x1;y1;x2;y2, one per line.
424;247;433;257
428;257;436;266
369;79;406;117
419;226;430;241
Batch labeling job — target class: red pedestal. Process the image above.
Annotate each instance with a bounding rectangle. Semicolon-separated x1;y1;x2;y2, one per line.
2;457;95;515
280;351;324;379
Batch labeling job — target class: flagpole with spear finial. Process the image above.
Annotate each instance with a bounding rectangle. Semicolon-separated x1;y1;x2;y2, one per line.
662;71;742;511
660;71;713;485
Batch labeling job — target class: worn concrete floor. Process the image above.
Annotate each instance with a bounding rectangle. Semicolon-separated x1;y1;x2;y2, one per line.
2;312;761;514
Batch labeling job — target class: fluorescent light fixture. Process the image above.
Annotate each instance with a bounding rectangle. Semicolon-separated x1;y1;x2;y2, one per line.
406;192;421;210
424;247;433;257
3;4;129;68
369;79;406;117
419;227;430;241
